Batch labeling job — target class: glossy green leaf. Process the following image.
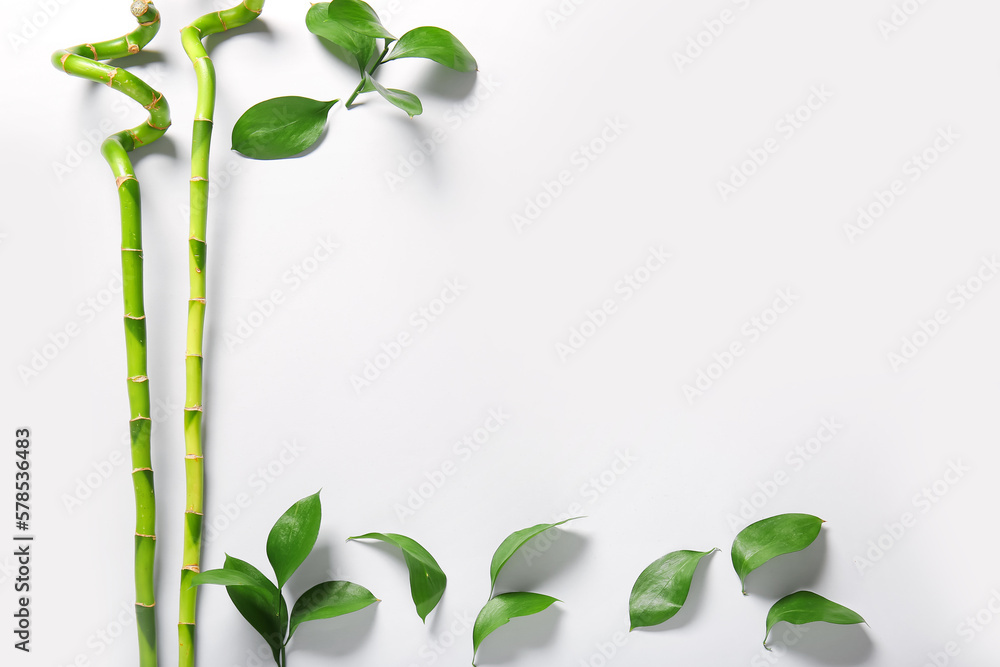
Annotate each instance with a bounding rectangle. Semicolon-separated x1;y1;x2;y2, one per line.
490;518;581;594
267;491;322;589
472;592;559;664
327;0;394;40
223;555;288;664
348;532;447;622
189;568;263;589
363;73;422;117
732;513;824;594
764;591;865;647
289;580;379;637
305;2;376;72
232;97;338;160
628;549;716;630
385;26;477;71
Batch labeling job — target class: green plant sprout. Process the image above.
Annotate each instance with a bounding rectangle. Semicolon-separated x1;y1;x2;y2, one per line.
231;0;477;159
51;2;171;665
177;3;265;665
192;492;378;667
473;518;581;665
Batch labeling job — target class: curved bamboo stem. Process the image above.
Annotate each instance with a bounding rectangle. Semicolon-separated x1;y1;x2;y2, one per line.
51;3;170;666
178;3;265;665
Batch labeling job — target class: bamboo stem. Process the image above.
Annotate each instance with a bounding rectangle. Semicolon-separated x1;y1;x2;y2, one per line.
51;3;170;666
178;3;265;666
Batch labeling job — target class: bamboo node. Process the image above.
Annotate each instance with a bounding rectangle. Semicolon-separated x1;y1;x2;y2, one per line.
121;248;143;253
218;11;228;30
130;416;152;423
191;176;209;183
128;43;140;54
143;92;163;110
186;353;204;358
184;454;205;460
185;509;205;516
124;313;145;320
184;406;204;412
85;43;97;59
128;375;149;383
106;68;117;87
136;601;155;608
147;117;170;131
190;235;206;243
193;117;214;124
59;52;70;71
115;174;138;187
136;532;156;539
182;565;201;573
244;0;263;14
133;467;153;473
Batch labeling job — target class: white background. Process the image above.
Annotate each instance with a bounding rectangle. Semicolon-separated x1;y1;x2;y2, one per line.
2;0;1000;666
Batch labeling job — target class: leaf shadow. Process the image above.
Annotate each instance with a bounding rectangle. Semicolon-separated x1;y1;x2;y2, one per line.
743;530;828;598
315;38;364;73
632;549;718;633
474;605;563;665
778;622;874;664
493;531;588;595
416;67;478;101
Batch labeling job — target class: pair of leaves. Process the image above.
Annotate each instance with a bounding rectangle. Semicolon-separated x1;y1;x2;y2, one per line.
192;493;378;665
472;518;581;664
348;532;447;622
231;1;477;159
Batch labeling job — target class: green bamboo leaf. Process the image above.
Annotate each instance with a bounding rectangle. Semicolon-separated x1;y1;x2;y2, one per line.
223;555;288;664
764;591;865;647
732;513;824;594
305;2;377;72
472;592;559;664
348;532;447;622
289;580;379;637
189;568;262;589
267;492;322;589
232;97;338;160
327;0;394;40
385;26;477;71
363;73;422;117
490;518;581;594
628;548;716;630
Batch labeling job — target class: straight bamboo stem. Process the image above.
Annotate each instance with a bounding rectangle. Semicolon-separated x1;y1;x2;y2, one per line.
51;3;170;666
177;3;265;665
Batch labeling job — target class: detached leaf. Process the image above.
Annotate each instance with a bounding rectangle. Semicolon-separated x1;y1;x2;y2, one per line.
267;491;322;589
363;73;422;117
490;518;581;593
348;532;446;622
472;592;558;664
385;26;477;71
732;513;824;594
190;568;264;589
327;0;394;40
305;2;377;72
628;549;716;630
232;97;338;160
765;591;865;647
289;581;378;637
223;555;288;664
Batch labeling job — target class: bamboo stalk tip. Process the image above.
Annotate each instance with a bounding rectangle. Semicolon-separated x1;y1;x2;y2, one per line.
130;0;150;18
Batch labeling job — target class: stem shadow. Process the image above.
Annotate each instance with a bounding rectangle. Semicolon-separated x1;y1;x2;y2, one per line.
204;19;275;52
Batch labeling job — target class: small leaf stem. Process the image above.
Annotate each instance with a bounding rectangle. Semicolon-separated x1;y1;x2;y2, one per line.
346;41;391;107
